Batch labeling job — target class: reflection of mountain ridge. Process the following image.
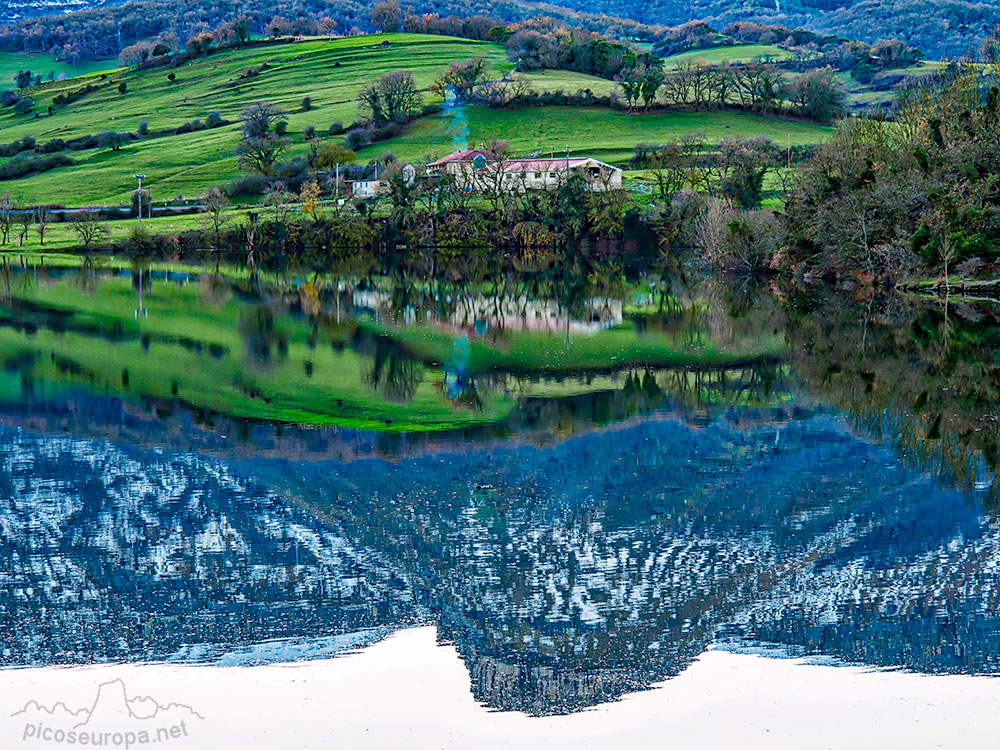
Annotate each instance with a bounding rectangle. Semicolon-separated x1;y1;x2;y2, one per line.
2;391;999;715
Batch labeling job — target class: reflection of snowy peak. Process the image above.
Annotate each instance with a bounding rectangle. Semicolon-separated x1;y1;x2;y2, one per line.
0;428;419;666
3;409;1000;714
261;413;1000;712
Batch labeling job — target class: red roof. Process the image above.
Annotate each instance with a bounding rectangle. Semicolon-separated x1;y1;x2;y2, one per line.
426;150;486;167
475;158;606;173
505;158;591;170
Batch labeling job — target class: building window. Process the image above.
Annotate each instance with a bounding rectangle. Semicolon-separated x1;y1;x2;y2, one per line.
549;172;556;178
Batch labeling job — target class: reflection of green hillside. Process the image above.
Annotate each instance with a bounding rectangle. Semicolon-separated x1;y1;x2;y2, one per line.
365;319;783;374
0;270;785;432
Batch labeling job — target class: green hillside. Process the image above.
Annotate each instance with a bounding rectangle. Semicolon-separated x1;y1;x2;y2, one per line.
662;44;795;69
0;51;120;87
357;105;832;166
1;33;831;207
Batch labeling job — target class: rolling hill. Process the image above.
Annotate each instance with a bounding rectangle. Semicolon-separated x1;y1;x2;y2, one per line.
0;33;833;206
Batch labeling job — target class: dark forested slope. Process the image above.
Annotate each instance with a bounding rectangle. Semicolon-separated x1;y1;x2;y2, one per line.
2;0;995;60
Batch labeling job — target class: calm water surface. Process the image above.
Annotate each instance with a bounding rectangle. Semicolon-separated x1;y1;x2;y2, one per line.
1;263;999;718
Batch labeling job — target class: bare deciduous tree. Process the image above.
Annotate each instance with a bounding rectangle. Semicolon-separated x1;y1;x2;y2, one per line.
236;101;289;175
34;205;49;245
370;0;401;32
0;196;11;245
430;57;489;100
358;71;422;124
71;214;109;248
203;187;230;249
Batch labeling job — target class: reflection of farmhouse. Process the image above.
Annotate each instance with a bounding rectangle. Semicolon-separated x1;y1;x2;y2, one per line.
352;289;623;333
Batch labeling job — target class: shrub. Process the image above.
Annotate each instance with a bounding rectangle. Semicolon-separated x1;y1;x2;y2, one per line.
118;82;128;94
98;131;131;151
13;98;34;116
126;223;152;249
137;120;149;136
66;134;100;150
0;135;35;157
328;121;345;135
301;96;313;111
175;112;228;134
227;174;270;197
0;154;73;181
52;83;96;106
275;120;288;136
344;121;403;150
175;119;205;134
303;124;317;139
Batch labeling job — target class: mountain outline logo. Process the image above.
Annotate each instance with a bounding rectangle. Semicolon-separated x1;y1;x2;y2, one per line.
11;678;203;746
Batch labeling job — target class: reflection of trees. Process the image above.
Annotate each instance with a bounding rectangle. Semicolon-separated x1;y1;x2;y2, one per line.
129;265;151;296
784;291;1000;508
353;329;425;404
658;360;782;409
238;305;287;369
73;255;102;295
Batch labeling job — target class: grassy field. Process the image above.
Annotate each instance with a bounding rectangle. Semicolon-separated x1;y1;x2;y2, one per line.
0;34;509;205
0;33;833;207
358;105;832;165
0;51;120;87
519;69;618;96
662;44;794;69
0;34;509;142
1;210;257;254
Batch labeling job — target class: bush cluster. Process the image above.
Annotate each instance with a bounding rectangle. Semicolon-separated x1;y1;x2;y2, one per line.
0;154;74;181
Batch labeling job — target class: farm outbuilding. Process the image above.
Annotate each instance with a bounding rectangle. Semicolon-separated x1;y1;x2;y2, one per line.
487;157;623;191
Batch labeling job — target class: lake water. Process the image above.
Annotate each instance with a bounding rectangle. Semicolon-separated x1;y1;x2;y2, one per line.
1;263;999;747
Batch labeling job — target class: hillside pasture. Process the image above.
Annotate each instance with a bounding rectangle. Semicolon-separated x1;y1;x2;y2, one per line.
0;34;509;142
519;70;618;96
0;34;829;206
662;44;794;69
0;34;509;204
0;51;119;87
358;105;833;165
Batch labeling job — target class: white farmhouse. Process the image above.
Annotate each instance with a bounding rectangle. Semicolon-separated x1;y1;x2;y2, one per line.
349;163;416;198
350;179;389;198
492;157;623;191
